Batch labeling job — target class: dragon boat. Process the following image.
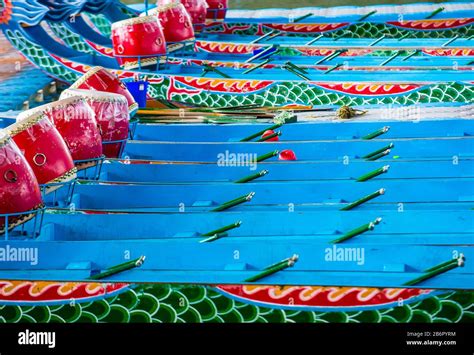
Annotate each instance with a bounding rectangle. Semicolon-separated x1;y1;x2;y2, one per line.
1;1;473;110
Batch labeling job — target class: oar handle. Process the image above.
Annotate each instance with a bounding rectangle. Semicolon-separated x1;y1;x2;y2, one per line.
245;256;298;282
356;165;390;182
89;256;146;280
366;149;391;161
402;49;420;62
202;221;242;237
200;232;228;243
243;59;271;74
240;123;283;142
256;150;279;162
324;63;343;74
340;188;385;211
358;10;377;22
201;64;231;78
404;254;464;286
362;143;394;159
331;218;382;243
283;64;311;81
305;34;324;46
211;192;255;212
380;51;401;66
425;6;444;19
292;13;313;23
257;131;281;142
369;34;386;47
234;170;269;183
362;126;390;140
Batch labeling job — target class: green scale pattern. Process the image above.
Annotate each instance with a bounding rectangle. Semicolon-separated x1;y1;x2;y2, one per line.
206;22;474;39
45;20;411;58
86;13;473;39
6;26;472;108
0;285;472;323
270;48;431;57
4;29;81;83
155;79;473;108
85;13;112;37
48;22;95;55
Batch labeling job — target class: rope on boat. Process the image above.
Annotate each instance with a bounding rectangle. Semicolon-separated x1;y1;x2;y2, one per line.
356;165;390;182
404;254;465;286
425;7;445;19
211;192;255;212
256;150;279;162
362;143;395;160
240;123;283;141
358;10;377;22
89;256;146;280
336;105;367;119
340;188;385;211
245;254;299;282
273;111;297;124
362;126;390;140
235;170;269;183
257;131;281;142
331;217;382;244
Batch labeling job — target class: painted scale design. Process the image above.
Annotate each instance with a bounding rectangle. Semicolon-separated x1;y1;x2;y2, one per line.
6;26;474;109
85;13;474;39
203;20;474;39
0;282;472;323
47;22;96;55
48;21;454;59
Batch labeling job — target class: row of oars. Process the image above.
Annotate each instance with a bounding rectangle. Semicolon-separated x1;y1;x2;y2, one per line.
201;43;472;80
89;113;466;285
134;104;369;126
250;6;447;45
